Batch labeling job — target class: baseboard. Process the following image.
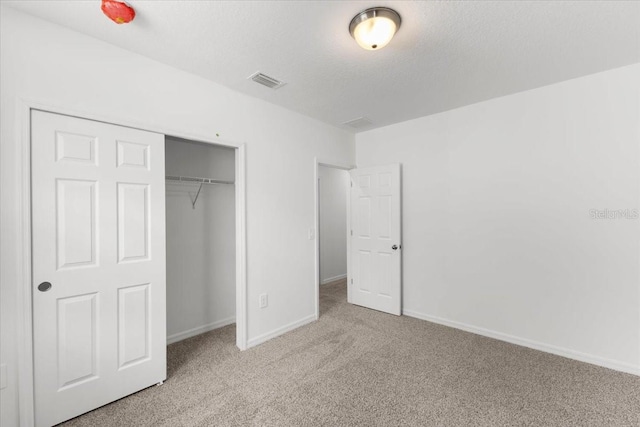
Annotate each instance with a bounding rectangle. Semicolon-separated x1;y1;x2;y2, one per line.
321;274;347;285
247;314;316;349
402;309;639;376
167;316;236;345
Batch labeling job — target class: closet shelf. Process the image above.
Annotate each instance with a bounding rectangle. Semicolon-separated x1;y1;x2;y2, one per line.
166;175;234;209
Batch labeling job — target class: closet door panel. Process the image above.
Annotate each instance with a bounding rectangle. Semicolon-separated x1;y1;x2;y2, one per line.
32;110;166;427
117;183;150;263
118;283;151;369
117;140;150;170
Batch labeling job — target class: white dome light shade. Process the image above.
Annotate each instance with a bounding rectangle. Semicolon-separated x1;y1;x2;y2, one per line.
349;7;401;51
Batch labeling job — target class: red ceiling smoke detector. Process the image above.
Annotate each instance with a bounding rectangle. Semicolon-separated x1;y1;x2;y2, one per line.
101;0;135;24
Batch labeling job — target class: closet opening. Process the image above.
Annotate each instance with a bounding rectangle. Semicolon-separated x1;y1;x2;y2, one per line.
165;136;236;344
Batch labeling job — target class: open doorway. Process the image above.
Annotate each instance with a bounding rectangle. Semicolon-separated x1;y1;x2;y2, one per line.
315;162;351;317
314;159;403;320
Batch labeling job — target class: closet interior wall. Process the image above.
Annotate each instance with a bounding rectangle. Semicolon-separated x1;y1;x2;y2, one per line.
165;137;236;344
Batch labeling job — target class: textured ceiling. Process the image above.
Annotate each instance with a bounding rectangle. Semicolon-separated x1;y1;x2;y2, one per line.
6;1;640;132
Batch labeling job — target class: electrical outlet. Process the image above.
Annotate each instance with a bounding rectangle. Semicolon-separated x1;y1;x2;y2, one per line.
0;364;7;390
259;293;268;308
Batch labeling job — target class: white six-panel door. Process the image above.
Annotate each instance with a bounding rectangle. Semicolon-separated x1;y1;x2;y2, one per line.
349;164;402;315
31;110;166;426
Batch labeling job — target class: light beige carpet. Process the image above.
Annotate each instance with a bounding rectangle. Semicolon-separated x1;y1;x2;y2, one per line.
63;279;640;426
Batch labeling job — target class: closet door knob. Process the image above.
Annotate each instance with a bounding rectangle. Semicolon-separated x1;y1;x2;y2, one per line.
392;245;398;250
38;282;52;292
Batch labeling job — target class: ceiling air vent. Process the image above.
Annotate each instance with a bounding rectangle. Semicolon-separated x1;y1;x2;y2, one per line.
342;117;373;129
248;72;285;89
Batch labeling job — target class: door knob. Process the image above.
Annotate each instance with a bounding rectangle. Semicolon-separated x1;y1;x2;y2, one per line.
392;245;398;250
38;282;52;292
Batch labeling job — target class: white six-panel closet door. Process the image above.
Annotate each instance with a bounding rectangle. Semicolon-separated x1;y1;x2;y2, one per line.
31;110;166;427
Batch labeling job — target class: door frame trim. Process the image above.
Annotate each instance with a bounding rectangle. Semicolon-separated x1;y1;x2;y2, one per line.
15;98;249;425
313;158;356;320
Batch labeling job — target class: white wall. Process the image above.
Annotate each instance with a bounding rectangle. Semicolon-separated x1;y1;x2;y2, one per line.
318;166;349;284
166;137;236;182
356;63;640;375
165;138;236;343
0;7;354;426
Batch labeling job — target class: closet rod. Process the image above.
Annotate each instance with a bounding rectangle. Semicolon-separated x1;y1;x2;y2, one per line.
165;175;234;185
166;175;234;209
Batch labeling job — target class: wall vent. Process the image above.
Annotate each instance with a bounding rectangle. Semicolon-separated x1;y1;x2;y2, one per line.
248;72;285;89
342;117;373;129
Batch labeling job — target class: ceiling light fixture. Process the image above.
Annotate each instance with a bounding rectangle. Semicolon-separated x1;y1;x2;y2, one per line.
349;7;401;51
